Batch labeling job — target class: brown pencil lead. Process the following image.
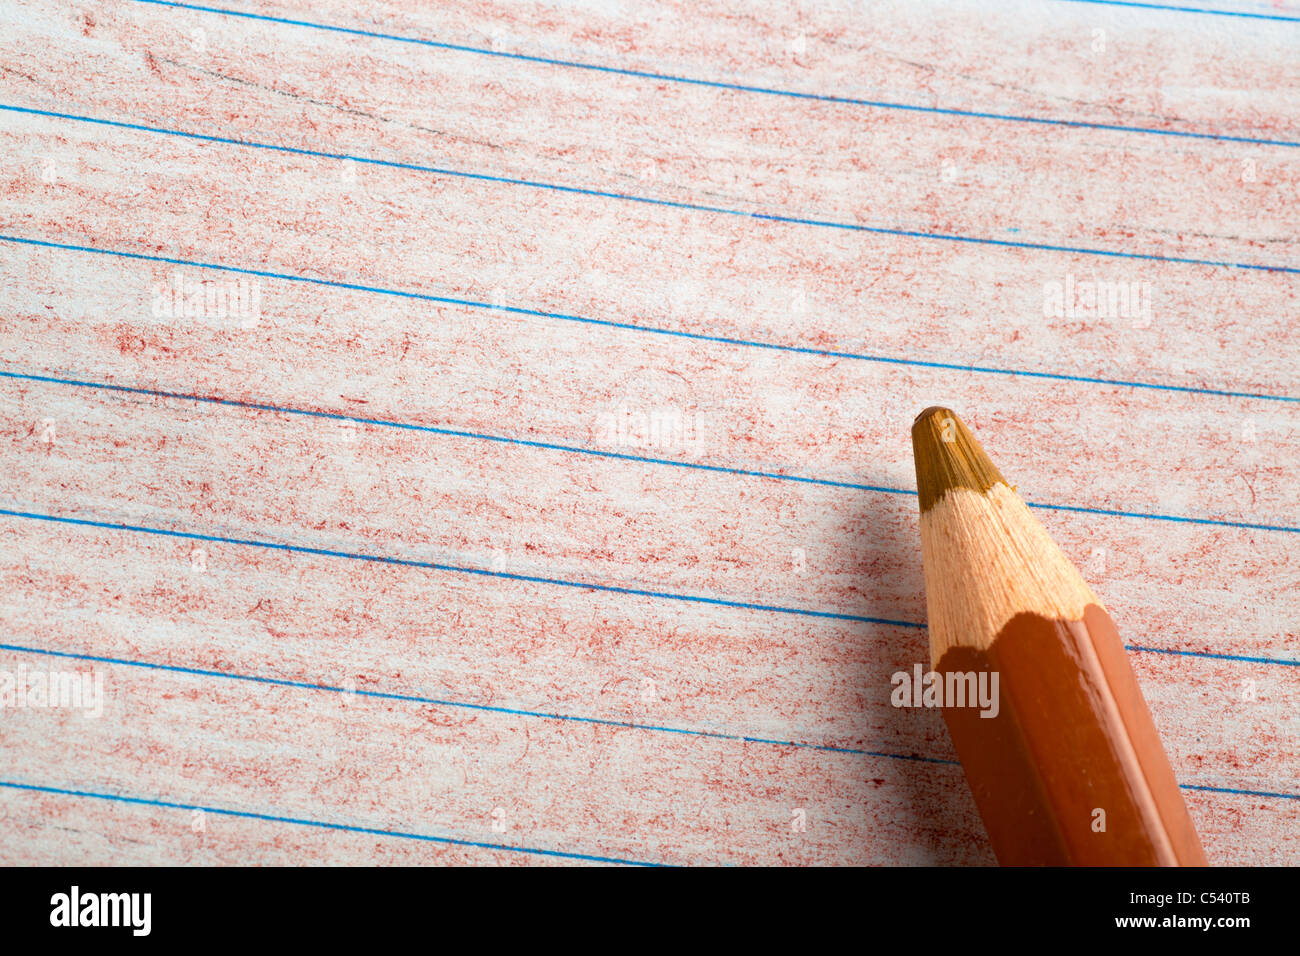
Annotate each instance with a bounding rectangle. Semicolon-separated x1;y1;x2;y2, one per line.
910;406;1007;513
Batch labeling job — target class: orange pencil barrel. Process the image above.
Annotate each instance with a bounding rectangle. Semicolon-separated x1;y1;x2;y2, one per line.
911;406;1207;866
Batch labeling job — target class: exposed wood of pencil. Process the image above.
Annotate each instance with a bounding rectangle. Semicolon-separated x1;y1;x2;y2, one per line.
911;406;1207;867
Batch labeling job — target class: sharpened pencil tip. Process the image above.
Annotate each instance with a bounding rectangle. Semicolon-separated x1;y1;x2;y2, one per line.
913;405;954;426
911;407;1009;512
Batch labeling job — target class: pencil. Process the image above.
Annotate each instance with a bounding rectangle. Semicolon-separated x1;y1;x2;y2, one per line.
910;406;1207;866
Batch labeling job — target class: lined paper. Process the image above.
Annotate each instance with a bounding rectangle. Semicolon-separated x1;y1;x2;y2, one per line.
0;0;1296;865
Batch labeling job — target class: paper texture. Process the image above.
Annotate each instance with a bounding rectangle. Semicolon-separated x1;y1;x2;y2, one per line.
1;0;1295;865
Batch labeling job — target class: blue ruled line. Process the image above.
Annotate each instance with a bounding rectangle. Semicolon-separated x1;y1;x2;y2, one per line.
1056;0;1300;21
1023;501;1299;534
2;367;1296;533
1;510;1296;666
0;641;957;763
1125;644;1300;666
0;643;1292;798
123;0;1300;145
0;236;1295;406
2;106;1296;274
1181;783;1300;800
0;780;662;864
0;507;915;628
